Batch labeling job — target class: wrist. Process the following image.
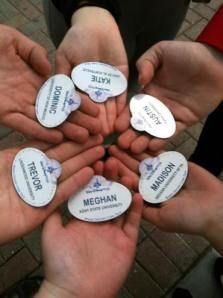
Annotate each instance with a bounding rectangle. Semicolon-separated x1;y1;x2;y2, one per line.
52;0;120;27
71;6;116;27
35;280;77;298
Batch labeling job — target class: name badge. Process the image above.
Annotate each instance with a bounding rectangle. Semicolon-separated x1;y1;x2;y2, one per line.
36;74;81;128
139;151;188;204
130;94;176;138
12;148;61;207
71;62;127;103
68;176;132;222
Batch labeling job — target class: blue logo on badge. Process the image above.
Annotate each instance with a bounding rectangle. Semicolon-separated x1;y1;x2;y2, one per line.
93;178;102;189
66;98;79;106
135;118;144;126
47;166;59;174
145;162;153;171
95;90;103;99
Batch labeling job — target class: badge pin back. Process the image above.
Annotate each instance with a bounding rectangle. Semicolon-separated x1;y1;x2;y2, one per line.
129;94;176;138
35;74;80;128
71;62;127;102
12;148;62;207
139;151;188;204
68;175;132;222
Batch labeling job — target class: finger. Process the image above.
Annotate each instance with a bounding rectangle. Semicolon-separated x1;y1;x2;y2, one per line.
123;194;143;240
46;135;103;163
15;29;51;77
4;113;63;144
104;157;119;181
105;99;117;133
130;135;150;154
116;92;127;116
117;129;139;150
60;146;105;181
108;145;139;173
120;176;136;190
98;104;110;136
59;121;89;143
112;215;125;228
19;141;53;152
93;160;104;175
115;106;130;133
136;43;162;87
79;93;100;117
118;163;139;191
68;110;101;135
55;51;72;75
142;202;161;225
107;156;139;191
148;121;186;152
49;167;94;211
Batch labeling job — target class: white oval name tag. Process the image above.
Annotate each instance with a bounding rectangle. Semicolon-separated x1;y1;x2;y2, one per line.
139;151;188;204
130;94;176;138
36;74;81;128
71;62;127;103
68;176;132;222
12;148;62;207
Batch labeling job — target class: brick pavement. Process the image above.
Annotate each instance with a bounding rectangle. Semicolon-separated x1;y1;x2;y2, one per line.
0;1;222;297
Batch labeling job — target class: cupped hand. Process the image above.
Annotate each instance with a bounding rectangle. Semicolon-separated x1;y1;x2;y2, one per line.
37;195;143;298
116;41;223;154
56;6;128;137
0;135;104;245
0;25;64;143
142;162;223;238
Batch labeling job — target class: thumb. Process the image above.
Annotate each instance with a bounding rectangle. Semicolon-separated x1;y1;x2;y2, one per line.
136;43;163;87
15;29;52;76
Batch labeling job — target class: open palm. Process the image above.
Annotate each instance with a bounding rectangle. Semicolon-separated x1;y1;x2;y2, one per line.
40;196;142;298
56;7;128;137
0;25;63;143
0;136;104;245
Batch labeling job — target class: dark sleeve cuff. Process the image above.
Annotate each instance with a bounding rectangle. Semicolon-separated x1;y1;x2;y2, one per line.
196;5;223;52
51;0;120;26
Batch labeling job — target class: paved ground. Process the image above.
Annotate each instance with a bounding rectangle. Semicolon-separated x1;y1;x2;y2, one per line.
0;0;222;297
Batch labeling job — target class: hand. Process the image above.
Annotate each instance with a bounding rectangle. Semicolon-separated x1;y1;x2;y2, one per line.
142;162;223;254
116;106;154;154
59;92;102;143
0;25;64;143
36;196;143;298
117;41;223;153
94;145;155;191
0;135;104;245
56;6;128;136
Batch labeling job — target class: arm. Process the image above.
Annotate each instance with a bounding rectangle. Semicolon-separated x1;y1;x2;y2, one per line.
51;0;120;26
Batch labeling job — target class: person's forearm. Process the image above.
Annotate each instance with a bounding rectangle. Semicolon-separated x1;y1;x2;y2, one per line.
51;0;120;26
35;280;76;298
71;5;117;27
